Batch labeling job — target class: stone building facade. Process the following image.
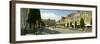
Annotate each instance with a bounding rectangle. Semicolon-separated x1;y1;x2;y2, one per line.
56;11;92;28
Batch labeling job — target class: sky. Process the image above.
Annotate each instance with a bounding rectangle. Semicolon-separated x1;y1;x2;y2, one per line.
40;9;77;21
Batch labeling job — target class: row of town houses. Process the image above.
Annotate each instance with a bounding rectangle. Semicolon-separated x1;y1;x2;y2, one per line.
56;11;92;28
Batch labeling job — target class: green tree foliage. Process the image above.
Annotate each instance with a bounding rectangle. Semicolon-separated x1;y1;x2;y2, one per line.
80;17;85;28
67;23;69;27
90;19;92;25
40;21;45;26
70;22;72;27
75;21;77;27
42;19;56;27
27;9;41;34
27;9;41;24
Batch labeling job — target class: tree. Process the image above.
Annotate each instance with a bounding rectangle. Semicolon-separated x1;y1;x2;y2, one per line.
70;22;73;28
27;9;41;34
67;23;69;27
42;19;56;27
80;17;85;28
75;21;77;28
90;19;92;25
40;21;45;26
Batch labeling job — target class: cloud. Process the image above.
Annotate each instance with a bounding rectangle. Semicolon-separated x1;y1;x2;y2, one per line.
41;12;61;21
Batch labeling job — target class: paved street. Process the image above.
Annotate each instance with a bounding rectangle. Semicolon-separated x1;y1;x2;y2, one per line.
23;26;91;35
36;27;91;35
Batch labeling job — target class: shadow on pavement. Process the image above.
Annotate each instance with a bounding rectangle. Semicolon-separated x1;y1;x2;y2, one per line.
37;27;61;34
